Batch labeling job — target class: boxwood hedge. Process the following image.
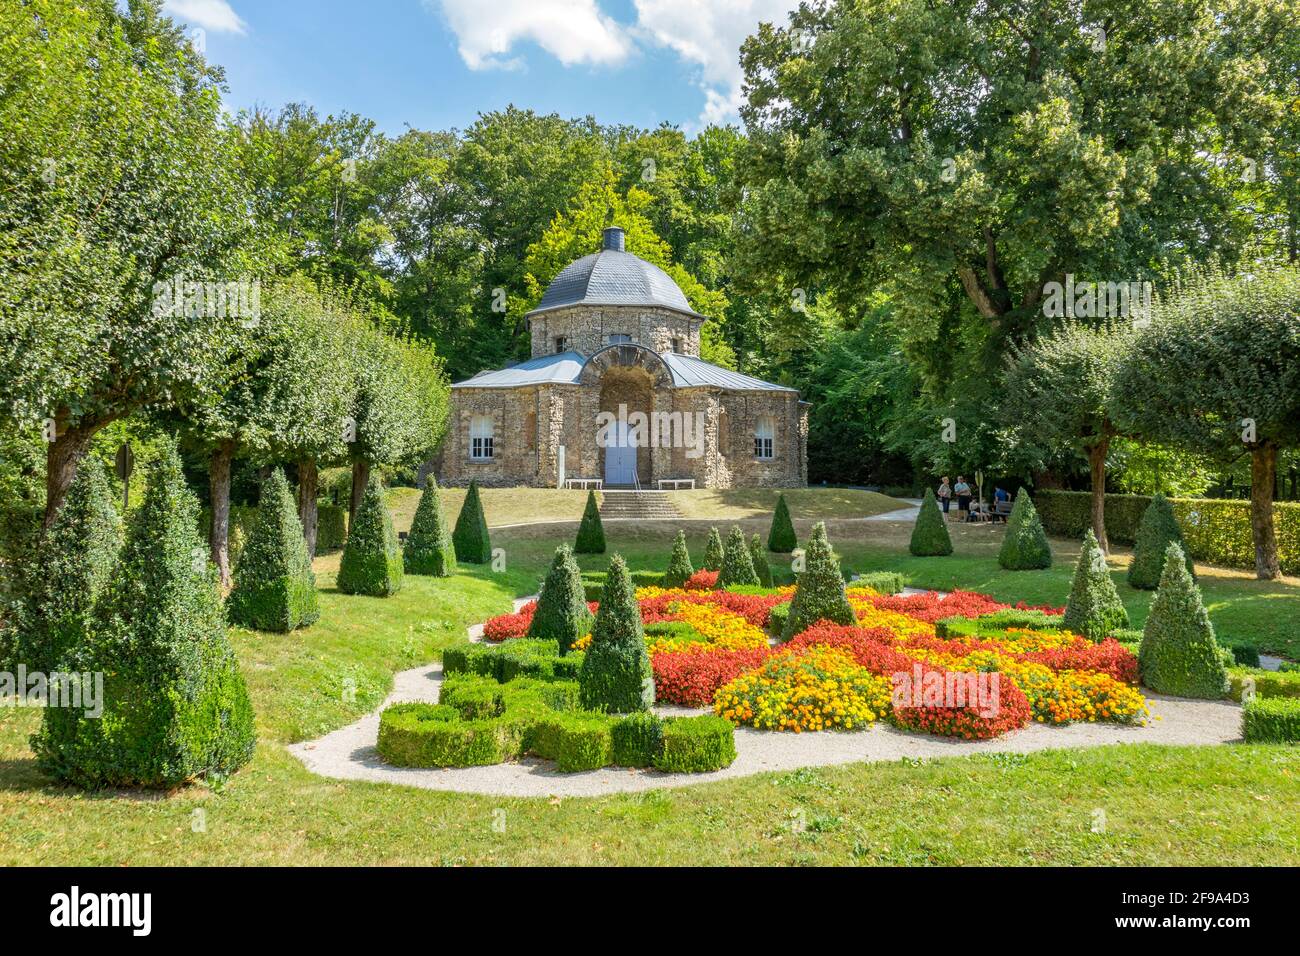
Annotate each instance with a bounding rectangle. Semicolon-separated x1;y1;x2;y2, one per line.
1241;697;1300;744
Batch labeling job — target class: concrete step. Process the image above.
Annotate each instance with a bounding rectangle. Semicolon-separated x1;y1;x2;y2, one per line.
598;491;683;520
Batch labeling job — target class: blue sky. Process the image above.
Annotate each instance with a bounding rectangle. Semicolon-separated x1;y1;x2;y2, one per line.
161;0;799;135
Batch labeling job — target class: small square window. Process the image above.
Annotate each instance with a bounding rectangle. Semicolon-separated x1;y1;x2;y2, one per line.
554;335;567;353
670;337;682;353
608;333;632;345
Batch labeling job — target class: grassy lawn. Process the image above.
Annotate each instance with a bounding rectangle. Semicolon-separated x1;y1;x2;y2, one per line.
2;495;1298;866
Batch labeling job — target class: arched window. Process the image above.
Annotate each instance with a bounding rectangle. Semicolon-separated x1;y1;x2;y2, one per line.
470;415;495;460
754;415;775;460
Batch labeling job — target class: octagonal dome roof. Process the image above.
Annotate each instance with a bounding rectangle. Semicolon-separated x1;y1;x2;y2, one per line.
528;227;703;318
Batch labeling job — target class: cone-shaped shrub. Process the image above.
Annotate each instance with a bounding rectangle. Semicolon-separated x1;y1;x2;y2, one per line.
768;492;797;553
1061;529;1129;642
717;526;760;588
662;531;694;588
909;488;953;557
452;479;491;563
997;488;1052;570
227;469;319;632
579;555;654;712
781;522;856;641
1138;543;1227;698
1128;493;1195;590
338;476;403;596
702;526;724;571
17;461;121;672
749;533;773;587
404;475;456;576
31;440;255;788
574;490;606;554
528;544;592;654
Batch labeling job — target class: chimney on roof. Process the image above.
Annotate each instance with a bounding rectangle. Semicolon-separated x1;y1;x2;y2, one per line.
602;226;625;252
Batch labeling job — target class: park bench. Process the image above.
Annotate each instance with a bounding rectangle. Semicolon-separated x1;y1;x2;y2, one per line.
565;478;603;490
656;478;696;490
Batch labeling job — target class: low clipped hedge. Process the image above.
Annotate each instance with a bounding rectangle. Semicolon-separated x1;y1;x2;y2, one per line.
1227;643;1261;668
442;639;584;684
378;702;529;767
654;715;737;773
1226;667;1300;702
315;502;347;552
934;608;1063;639
1035;490;1300;576
611;712;663;768
767;603;790;639
580;569;664;602
530;713;613;771
851;571;908;595
1241;697;1300;744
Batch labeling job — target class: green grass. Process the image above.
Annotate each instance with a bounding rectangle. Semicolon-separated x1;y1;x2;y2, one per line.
2;500;1298;866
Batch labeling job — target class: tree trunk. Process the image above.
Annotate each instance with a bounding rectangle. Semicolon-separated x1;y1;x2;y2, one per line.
298;459;319;558
209;441;236;587
43;413;97;528
1250;442;1281;580
1088;438;1110;554
349;458;370;527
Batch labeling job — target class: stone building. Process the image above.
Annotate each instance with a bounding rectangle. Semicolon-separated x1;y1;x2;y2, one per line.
438;227;809;489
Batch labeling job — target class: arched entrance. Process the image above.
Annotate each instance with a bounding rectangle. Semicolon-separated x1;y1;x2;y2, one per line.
597;365;654;487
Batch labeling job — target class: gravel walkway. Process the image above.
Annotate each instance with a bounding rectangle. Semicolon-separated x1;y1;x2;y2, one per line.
288;596;1245;797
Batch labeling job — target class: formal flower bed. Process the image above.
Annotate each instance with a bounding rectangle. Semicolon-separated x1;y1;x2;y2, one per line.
478;575;1146;739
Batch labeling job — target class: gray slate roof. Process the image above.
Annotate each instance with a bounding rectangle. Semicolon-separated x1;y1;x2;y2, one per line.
529;250;702;317
452;349;795;393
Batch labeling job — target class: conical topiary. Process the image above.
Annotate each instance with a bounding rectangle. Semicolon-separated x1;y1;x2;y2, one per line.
452;479;491;564
338;475;403;596
528;544;593;654
1138;543;1228;698
574;489;606;554
227;469;319;632
781;522;856;641
662;530;694;588
1061;529;1129;642
17;460;121;672
909;488;953;557
578;555;654;712
702;526;725;571
768;492;797;553
749;533;773;587
1128;493;1195;590
404;474;456;576
997;488;1052;570
31;439;255;788
717;525;760;588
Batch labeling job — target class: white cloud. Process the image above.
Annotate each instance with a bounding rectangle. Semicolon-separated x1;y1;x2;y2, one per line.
430;0;633;70
163;0;247;35
633;0;795;126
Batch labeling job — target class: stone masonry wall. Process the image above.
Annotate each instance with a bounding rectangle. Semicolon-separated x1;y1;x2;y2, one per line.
528;305;702;358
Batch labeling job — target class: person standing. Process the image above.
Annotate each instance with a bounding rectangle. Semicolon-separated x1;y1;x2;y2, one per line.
937;477;952;514
954;476;972;516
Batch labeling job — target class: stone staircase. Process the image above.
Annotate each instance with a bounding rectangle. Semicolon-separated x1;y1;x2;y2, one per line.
598;490;683;521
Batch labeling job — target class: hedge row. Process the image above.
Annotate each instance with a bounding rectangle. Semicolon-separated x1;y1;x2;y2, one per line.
1226;667;1300;703
580;569;664;602
442;639;584;684
1241;697;1300;744
1035;491;1300;575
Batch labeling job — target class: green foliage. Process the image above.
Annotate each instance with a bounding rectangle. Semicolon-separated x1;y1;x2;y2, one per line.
579;556;654;713
581;569;664;602
717;526;760;588
852;571;907;595
337;476;403;596
1138;544;1229;699
768;493;797;552
702;527;725;570
574;490;606;554
935;609;1065;640
227;469;319;632
910;488;953;557
749;533;773;587
1226;668;1300;702
315;503;347;552
15;461;121;672
452;480;492;564
1227;643;1261;668
654;716;738;773
767;603;790;639
998;489;1052;570
1037;490;1300;577
530;713;615;772
377;702;533;768
611;713;664;769
31;441;255;788
528;545;593;654
1061;530;1129;642
403;475;456;576
781;522;856;641
662;531;694;588
1129;494;1195;589
442;638;583;684
1241;697;1300;744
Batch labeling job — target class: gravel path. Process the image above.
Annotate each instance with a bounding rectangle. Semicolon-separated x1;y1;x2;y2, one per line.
289;595;1244;797
864;498;922;522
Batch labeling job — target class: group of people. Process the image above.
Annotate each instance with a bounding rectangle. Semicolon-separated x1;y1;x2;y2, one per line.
936;476;1010;523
